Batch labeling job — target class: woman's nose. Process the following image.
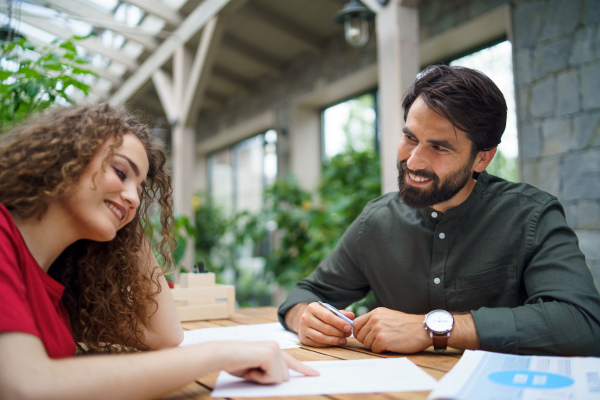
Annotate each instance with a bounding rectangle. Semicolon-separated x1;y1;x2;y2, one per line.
121;184;140;209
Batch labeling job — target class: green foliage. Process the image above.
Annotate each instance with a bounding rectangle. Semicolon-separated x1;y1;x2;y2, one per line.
192;191;229;273
145;213;196;281
0;37;97;133
234;150;381;291
486;149;518;182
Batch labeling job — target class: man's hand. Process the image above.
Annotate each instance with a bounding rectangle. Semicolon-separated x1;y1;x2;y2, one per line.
353;307;431;353
285;302;355;347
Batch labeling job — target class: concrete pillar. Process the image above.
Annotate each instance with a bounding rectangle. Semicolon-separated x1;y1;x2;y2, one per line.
289;104;321;191
375;0;420;194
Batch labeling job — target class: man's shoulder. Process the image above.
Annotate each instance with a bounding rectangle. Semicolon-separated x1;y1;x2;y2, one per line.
481;173;559;208
361;192;414;220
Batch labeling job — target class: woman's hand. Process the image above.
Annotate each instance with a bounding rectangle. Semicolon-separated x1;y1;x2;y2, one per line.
219;341;319;384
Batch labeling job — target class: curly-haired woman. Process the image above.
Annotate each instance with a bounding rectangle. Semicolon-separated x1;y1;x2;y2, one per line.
0;103;317;399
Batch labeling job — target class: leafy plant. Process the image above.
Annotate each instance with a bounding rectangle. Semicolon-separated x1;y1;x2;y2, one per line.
234;150;381;291
0;37;96;133
192;191;229;273
145;212;196;281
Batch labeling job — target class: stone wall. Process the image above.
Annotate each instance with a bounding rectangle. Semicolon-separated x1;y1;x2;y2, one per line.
512;0;600;288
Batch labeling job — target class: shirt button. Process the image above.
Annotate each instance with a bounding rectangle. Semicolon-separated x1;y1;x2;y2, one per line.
431;212;438;218
434;277;441;284
439;232;446;239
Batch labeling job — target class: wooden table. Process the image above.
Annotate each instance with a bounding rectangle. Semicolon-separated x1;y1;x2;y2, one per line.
159;307;463;400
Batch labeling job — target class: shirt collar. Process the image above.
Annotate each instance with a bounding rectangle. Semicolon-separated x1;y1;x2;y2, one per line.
420;170;489;220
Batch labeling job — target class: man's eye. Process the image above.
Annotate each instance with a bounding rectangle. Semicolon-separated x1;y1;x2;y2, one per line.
433;145;447;152
404;134;417;142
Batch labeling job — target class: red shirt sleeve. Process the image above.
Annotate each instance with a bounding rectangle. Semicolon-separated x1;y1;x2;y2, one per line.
0;205;75;358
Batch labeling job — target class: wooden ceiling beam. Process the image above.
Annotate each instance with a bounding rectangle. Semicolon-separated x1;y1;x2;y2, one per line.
20;14;139;70
222;33;282;75
37;0;158;50
212;65;252;91
123;0;183;26
242;2;323;54
110;0;232;106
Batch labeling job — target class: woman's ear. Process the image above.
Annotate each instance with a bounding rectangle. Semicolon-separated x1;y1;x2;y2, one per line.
473;147;498;173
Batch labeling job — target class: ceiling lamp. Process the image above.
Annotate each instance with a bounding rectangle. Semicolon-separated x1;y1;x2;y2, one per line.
333;0;376;48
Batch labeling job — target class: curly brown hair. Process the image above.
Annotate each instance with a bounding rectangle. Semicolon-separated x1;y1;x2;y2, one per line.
0;103;175;353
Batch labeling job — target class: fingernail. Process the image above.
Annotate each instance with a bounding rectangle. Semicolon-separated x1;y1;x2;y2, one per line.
344;325;351;332
340;338;347;345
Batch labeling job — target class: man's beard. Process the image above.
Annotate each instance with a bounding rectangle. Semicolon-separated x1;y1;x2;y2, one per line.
397;159;474;209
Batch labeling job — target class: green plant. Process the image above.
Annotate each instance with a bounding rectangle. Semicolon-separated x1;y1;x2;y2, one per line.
192;191;229;273
0;37;96;133
234;150;381;291
145;212;196;281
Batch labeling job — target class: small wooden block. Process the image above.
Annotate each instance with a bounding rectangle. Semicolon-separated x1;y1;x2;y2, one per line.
172;273;235;322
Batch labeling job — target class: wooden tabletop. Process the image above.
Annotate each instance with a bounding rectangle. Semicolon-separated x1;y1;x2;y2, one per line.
159;307;463;400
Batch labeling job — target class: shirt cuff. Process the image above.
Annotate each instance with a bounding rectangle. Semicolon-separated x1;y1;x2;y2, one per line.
471;307;518;354
277;289;322;330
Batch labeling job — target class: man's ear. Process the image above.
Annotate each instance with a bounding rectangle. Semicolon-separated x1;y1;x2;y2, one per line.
473;147;497;173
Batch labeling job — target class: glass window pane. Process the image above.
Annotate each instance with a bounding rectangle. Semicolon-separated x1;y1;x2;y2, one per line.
322;92;377;159
209;149;234;216
234;135;265;213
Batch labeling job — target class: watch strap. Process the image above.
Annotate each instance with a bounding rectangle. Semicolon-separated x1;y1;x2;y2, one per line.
431;332;450;352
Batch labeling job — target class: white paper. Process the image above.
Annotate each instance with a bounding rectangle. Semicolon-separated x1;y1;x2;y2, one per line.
211;358;437;398
429;350;600;400
180;322;301;349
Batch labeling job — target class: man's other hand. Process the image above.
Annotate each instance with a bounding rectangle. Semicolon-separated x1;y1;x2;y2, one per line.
353;307;431;353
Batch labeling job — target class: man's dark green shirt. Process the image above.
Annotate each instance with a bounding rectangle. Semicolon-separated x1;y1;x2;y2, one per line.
278;171;600;356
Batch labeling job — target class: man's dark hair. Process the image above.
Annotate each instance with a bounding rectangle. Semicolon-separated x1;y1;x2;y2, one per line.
402;65;507;153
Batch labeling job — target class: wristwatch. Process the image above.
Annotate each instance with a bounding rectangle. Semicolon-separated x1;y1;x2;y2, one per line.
423;309;454;352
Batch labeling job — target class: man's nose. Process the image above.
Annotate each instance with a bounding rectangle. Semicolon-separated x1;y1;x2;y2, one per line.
406;144;428;172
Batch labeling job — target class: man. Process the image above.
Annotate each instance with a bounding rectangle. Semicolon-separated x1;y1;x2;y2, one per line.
278;65;600;356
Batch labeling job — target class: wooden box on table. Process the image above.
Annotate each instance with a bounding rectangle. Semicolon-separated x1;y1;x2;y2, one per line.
170;272;235;322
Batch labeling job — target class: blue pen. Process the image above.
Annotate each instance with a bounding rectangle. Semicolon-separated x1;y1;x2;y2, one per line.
318;301;354;326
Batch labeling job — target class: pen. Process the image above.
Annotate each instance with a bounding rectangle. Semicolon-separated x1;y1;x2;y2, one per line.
318;301;354;326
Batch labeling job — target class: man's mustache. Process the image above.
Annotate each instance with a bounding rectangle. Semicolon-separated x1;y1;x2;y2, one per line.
399;161;437;181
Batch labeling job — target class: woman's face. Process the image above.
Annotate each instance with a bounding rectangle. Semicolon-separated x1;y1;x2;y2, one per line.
61;133;149;242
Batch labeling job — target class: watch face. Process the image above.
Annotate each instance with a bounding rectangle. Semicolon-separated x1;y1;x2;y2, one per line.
426;310;453;334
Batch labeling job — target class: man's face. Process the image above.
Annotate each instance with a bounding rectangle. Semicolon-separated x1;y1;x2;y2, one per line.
397;96;481;212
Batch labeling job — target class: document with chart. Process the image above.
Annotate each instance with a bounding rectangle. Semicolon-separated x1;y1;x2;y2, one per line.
429;350;600;400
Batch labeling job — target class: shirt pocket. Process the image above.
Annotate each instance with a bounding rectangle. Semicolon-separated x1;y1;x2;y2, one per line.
456;264;519;310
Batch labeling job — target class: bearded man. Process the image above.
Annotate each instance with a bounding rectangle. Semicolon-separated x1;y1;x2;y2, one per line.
278;65;600;356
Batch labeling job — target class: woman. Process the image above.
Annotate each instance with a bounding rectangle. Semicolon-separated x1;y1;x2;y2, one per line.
0;103;317;399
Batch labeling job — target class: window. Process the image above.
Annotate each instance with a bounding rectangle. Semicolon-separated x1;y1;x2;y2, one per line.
322;91;378;159
208;130;277;216
449;40;519;182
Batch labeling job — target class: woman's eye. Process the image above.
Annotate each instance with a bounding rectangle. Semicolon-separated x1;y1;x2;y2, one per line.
113;167;126;181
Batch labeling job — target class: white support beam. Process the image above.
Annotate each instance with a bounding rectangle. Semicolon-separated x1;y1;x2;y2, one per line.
20;14;139;70
360;0;383;13
124;0;183;26
38;0;158;50
376;0;420;194
151;69;177;123
181;17;225;126
109;0;231;106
